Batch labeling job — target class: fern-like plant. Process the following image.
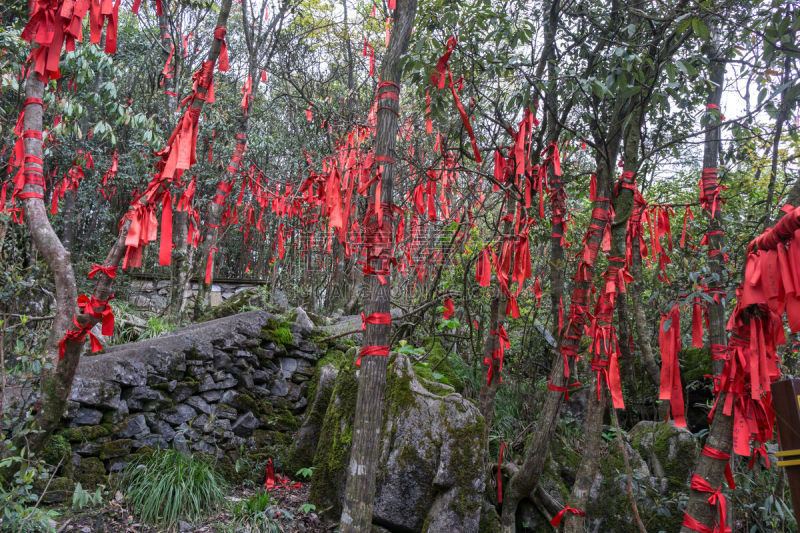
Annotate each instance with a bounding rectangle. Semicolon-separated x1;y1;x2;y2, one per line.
121;449;227;529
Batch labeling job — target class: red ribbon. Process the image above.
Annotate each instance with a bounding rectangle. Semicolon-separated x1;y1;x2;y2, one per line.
443;298;455;319
689;474;731;533
361;312;392;330
77;294;114;336
550;507;585;527
205;246;217;284
547;379;580;400
213;27;229;71
158;190;173;266
88;264;117;279
658;303;686;427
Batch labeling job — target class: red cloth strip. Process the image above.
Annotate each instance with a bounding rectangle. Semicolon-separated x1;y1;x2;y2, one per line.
24;97;43;106
205;246;217;283
22;130;43;139
360;312;392;330
360;345;390;356
88;264;117;279
550;507;585;527
689;474;731;533
702;446;735;489
682;513;713;533
547;380;580;400
213;27;229;71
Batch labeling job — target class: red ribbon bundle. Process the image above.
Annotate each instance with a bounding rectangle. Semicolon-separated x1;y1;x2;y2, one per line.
658;303;686;427
442;298;455;319
58;316;103;360
263;458;301;491
77;294;114;336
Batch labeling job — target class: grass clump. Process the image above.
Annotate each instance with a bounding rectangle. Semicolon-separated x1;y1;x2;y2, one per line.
121;449;227;529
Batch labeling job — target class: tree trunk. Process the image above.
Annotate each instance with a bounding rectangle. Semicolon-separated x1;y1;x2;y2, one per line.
339;1;417;530
681;27;731;533
563;103;642;532
167;208;189;322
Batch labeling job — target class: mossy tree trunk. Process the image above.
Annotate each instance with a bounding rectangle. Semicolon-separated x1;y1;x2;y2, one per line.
340;1;417;530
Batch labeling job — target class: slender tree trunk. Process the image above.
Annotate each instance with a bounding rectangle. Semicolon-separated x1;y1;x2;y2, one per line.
340;1;416;530
158;0;178;115
21;0;232;458
167;208;189;322
61;190;76;254
763;56;790;231
681;27;731;532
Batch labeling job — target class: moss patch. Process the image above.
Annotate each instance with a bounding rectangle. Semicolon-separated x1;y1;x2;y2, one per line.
309;367;358;518
59;424;111;442
74;456;108;490
42;434;71;465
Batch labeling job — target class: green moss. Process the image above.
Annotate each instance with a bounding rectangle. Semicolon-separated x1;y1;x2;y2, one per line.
59;424;111;442
262;407;298;432
309;367;358;518
99;439;133;460
39;476;73;504
42;434;71;465
446;417;485;519
74;456;108;490
479;504;501;532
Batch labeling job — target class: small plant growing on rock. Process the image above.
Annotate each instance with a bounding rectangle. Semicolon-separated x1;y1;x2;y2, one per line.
120;449;227;529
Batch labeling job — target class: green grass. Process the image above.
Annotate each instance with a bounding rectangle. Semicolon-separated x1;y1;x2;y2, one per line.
120;449;227;529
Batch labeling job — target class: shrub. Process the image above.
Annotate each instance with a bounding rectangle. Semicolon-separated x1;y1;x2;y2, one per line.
121;449;227;528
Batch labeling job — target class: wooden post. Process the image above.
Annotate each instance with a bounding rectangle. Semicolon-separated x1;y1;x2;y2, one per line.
770;378;800;525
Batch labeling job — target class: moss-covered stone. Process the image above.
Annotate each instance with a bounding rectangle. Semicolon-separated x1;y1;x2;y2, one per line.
99;439;133;460
41;434;71;465
59;424;111;442
39;476;73;504
74;456;108;490
309;365;358;517
630;420;698;491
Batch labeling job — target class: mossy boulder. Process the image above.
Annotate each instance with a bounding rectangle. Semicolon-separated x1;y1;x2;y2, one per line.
309;352;485;532
629;420;698;491
40;476;73;504
287;361;342;473
74;456;108;490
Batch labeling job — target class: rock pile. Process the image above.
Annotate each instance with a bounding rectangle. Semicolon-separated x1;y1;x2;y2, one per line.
59;310;317;490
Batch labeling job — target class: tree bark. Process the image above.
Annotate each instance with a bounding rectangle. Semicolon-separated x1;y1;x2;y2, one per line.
339;1;417;530
681;24;731;533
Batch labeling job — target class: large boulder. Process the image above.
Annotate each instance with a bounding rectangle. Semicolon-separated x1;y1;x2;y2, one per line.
302;352;486;532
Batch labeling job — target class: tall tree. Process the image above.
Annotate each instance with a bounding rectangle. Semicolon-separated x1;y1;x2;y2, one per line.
340;0;418;529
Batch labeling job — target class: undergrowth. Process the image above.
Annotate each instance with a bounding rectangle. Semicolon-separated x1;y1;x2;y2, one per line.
120;449;227;529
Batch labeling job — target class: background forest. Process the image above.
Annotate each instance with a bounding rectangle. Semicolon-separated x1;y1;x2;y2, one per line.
1;0;799;532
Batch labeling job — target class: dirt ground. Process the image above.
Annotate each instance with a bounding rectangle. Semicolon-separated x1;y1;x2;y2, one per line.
54;482;330;533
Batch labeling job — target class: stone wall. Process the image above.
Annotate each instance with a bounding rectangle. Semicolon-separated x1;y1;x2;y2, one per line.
128;278;267;311
59;310;320;489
